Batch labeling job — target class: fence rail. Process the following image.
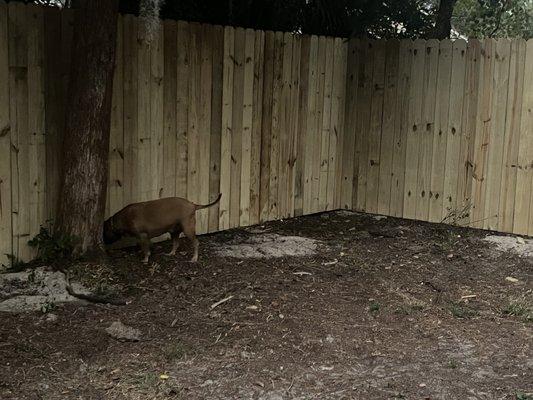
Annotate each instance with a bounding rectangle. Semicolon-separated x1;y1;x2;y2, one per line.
0;1;532;265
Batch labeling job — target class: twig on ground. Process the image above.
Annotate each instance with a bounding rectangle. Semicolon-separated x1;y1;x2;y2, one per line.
210;295;234;309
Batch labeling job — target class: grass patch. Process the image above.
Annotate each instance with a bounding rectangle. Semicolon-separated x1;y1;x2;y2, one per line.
369;302;380;313
448;359;458;369
503;301;532;322
449;302;478;319
516;393;533;400
164;342;186;361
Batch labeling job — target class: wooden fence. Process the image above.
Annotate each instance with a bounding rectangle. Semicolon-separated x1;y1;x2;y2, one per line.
0;2;532;265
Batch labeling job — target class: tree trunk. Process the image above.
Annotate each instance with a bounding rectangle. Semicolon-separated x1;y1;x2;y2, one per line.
433;0;458;39
56;0;119;255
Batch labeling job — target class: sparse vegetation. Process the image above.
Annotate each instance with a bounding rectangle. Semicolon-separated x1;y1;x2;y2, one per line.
164;342;186;361
449;302;479;319
28;221;79;263
369;302;380;313
503;300;532;322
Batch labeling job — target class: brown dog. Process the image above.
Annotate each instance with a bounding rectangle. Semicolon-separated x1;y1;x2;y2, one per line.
103;194;222;263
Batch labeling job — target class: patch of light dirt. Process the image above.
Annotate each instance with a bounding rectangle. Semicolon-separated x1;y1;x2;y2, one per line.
214;233;320;259
0;267;90;313
483;234;533;257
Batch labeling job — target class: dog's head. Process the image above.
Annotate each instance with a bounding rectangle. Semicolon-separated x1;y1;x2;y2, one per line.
103;217;121;245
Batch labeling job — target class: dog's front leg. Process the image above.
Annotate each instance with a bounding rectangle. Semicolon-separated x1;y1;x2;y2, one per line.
138;233;151;264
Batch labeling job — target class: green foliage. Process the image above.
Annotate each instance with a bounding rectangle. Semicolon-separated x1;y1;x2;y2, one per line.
449;302;479;319
453;0;533;38
28;221;79;263
516;393;533;400
4;254;26;271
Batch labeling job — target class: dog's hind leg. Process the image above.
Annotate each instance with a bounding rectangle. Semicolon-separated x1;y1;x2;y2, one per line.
166;228;181;256
139;233;151;264
183;216;199;262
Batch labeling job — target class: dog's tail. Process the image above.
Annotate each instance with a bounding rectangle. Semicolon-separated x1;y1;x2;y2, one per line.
194;193;222;211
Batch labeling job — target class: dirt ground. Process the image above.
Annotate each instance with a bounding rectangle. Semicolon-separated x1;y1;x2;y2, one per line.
0;211;531;400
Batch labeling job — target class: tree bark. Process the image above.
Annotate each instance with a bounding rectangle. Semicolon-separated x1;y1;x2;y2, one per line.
433;0;458;39
57;0;119;255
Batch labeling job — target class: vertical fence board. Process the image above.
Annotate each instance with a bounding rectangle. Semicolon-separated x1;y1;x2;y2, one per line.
27;5;45;256
318;37;333;212
442;39;467;223
366;40;386;214
403;39;426;220
340;39;358;210
294;35;310;216
250;30;264;225
288;35;300;217
483;39;510;231
303;35;318;215
332;38;347;210
196;24;213;233
268;31;283;220
208;25;223;232
239;28;255;227
219;26;234;229
499;40;525;232
108;16;124;216
376;40;399;216
456;40;481;225
259;31;274;222
175;21;189;198
122;15;138;206
389;40;412;217
150;23;164;203
0;0;11;266
230;28;245;227
162;20;177;199
515;40;533;234
8;2;29;260
414;39;439;221
354;40;374;212
428;40;452;223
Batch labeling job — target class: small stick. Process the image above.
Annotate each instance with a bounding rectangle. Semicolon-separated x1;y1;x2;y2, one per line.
210;295;234;309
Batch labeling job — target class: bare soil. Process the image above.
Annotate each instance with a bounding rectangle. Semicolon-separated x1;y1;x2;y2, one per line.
0;211;531;400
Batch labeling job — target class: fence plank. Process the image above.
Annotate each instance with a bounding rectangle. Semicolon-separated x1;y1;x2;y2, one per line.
389;40;412;217
209;25;223;232
303;35;318;215
176;21;189;199
340;39;358;210
0;0;11;266
376;40;399;216
294;35;310;216
366;40;386;214
428;40;452;223
43;7;61;223
288;35;300;217
108;16;124;216
414;39;439;221
318;37;334;212
239;28;255;227
122;15;138;207
499;40;526;232
456;40;481;226
150;23;164;202
162;20;177;199
403;39;426;220
268;31;283;220
332;38;347;210
137;22;152;202
482;39;510;231
219;26;234;229
230;28;245;227
8;2;30;260
514;39;533;234
259;31;274;222
26;5;46;257
197;24;213;233
471;39;495;229
442;39;467;224
279;33;294;218
355;40;375;212
250;30;265;225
